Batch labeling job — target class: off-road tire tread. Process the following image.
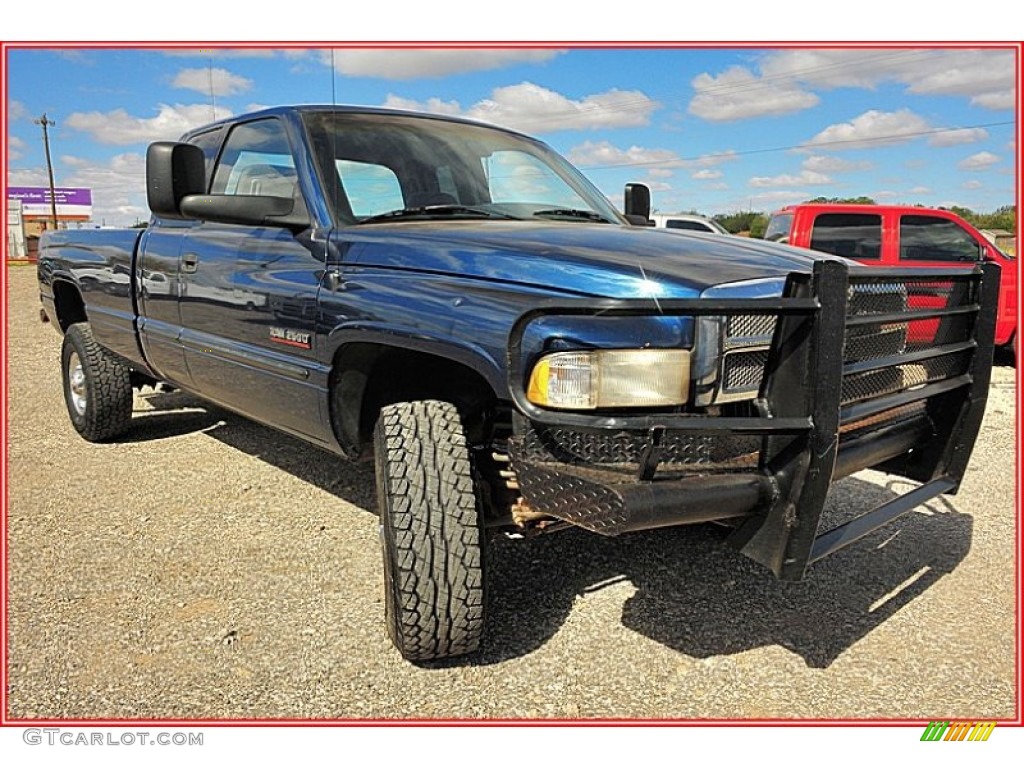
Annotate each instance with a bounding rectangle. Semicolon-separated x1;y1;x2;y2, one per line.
61;322;132;442
374;400;484;661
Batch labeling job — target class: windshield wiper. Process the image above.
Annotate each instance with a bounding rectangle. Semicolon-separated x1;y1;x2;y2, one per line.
532;208;614;223
358;204;521;225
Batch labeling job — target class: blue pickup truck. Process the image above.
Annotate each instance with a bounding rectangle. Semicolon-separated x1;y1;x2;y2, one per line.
38;105;999;662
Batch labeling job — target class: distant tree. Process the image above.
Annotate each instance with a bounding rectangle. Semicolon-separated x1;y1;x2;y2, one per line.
805;196;877;205
748;215;769;239
713;211;763;234
943;204;1016;233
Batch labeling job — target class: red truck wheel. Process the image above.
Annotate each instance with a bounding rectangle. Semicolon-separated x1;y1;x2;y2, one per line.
373;400;485;662
60;323;133;442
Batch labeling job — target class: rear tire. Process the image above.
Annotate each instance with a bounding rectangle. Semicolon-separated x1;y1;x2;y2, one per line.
61;322;133;442
373;400;485;661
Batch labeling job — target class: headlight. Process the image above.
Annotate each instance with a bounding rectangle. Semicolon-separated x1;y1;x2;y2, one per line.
526;349;690;410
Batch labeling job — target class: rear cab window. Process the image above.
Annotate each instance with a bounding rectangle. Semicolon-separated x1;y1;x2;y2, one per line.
809;213;882;260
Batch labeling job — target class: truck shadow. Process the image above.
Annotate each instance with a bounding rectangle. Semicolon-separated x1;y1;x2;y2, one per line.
481;480;970;669
129;390;972;670
131;389;378;503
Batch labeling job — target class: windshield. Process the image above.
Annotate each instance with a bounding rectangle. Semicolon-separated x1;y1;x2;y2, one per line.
764;213;793;243
302;111;625;226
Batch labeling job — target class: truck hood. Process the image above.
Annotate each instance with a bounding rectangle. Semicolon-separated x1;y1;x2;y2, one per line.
339;222;840;299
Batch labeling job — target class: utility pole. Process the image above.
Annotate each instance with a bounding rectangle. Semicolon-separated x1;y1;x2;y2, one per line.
34;113;59;231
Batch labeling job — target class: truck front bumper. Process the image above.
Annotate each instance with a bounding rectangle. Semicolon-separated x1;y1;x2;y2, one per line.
506;261;999;580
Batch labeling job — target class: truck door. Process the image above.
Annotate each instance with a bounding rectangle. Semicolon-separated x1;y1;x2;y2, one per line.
137;125;225;388
807;211;885;263
897;212;1016;346
177;117;329;441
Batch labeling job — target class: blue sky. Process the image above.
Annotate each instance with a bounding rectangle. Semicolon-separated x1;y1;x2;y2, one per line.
5;45;1017;226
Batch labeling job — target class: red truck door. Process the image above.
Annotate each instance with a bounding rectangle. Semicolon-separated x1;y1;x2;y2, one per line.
805;209;887;264
895;212;1016;347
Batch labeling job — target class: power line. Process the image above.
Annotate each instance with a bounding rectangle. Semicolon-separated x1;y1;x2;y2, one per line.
575;120;1016;172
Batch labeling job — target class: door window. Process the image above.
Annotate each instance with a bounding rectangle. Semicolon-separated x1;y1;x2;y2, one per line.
900;215;982;262
211;119;298;200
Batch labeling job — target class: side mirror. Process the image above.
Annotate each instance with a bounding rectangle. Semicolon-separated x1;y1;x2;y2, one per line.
179;194;311;231
624;183;651;225
147;142;205;219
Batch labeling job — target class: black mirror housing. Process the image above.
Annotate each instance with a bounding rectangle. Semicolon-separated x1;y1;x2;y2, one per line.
146;142;206;219
624;183;651;223
179;194;310;231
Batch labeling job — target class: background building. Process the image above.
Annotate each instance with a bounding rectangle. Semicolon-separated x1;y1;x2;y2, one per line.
6;187;93;259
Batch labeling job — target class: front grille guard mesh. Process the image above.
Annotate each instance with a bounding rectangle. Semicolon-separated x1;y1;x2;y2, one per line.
715;274;980;415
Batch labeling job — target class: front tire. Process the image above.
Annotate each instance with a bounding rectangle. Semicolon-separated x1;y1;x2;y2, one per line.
373;400;485;661
61;322;133;442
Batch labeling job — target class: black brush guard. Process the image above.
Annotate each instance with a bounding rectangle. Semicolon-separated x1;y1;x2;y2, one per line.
506;261;999;580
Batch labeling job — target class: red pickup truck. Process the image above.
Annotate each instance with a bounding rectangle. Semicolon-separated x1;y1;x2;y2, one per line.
765;204;1017;355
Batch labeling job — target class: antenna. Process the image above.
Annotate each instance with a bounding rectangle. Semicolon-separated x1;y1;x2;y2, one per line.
208;56;218;121
330;48;339;226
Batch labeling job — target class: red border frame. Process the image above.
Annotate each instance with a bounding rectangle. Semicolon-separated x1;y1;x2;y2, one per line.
1;40;1020;730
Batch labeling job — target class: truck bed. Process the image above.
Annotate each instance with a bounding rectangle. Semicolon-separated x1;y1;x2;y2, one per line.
38;227;147;368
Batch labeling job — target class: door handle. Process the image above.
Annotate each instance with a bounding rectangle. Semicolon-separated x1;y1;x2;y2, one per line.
324;269;344;291
182;253;199;274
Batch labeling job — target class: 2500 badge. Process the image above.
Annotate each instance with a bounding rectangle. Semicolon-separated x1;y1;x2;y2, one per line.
269;326;312;349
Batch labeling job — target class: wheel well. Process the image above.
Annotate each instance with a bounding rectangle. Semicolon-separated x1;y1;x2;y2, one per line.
51;280;87;332
329;343;499;458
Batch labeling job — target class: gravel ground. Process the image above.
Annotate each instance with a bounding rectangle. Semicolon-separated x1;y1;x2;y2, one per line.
4;264;1017;720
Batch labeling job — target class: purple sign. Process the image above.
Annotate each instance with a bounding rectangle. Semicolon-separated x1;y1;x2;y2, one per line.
8;187;92;205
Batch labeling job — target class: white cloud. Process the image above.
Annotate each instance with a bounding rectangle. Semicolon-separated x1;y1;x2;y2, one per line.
962;180;984;190
8;100;28;120
759;48;1016;111
325;49;563;79
648;168;674;179
8;153;149;226
172;67;252;97
568;140;683;169
874;190;900;199
688;65;818;122
749;170;833;188
9;135;26;160
645;180;673;193
691;169;722;180
803;109;931;151
59;154;89;168
971;91;1015;110
910;185;931;194
927;127;989;147
958;151;1000;170
801;155;871;173
66;103;231;146
385;82;658;133
688;49;1015;126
